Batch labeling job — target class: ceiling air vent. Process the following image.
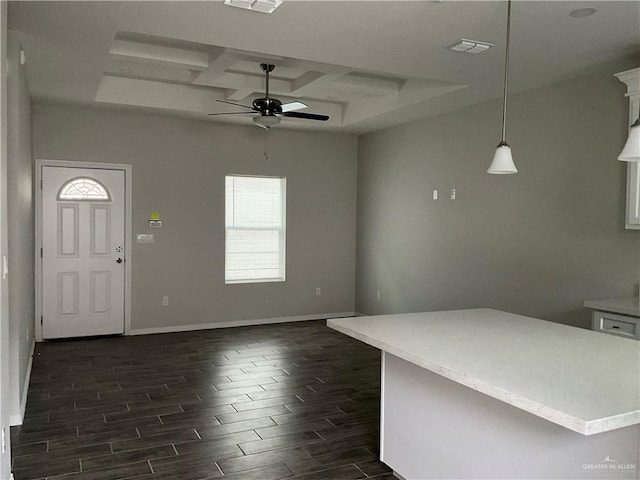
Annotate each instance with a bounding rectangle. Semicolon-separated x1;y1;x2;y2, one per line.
450;39;494;54
224;0;282;14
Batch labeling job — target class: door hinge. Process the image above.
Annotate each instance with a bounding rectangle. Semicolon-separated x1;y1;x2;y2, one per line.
40;247;43;258
40;316;43;326
40;179;43;189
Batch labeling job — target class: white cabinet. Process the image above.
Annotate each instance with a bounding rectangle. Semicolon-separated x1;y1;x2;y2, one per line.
592;310;639;339
626;162;640;227
615;68;640;229
585;297;640;340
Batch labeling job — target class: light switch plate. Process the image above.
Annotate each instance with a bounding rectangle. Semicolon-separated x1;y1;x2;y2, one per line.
136;234;154;244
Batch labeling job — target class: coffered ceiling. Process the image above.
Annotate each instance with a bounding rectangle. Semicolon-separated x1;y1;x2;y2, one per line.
97;32;463;130
8;1;640;133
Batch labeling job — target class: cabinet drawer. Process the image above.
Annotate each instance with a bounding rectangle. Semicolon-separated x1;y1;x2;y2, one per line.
592;311;638;339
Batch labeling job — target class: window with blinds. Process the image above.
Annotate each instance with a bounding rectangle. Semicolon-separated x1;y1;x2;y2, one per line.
225;175;286;283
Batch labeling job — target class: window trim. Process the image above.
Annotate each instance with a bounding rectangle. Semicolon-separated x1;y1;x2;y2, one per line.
224;174;287;284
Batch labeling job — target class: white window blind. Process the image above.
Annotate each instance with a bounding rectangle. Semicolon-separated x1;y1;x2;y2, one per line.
225;175;286;283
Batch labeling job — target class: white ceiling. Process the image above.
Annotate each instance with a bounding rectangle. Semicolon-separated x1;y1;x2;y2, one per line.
8;1;640;134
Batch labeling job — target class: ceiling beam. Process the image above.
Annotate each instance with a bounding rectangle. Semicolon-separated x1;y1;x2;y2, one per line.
191;50;241;85
225;88;254;102
193;71;292;94
109;39;210;71
291;69;350;96
95;75;221;113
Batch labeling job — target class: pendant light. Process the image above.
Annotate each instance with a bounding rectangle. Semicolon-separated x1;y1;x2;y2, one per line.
618;117;640;162
487;0;518;174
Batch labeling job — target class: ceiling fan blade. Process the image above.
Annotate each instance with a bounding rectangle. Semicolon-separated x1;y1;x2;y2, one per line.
281;101;307;113
216;99;256;110
281;111;329;121
208;111;255;116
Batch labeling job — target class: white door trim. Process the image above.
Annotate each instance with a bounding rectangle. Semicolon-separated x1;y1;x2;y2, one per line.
35;159;132;341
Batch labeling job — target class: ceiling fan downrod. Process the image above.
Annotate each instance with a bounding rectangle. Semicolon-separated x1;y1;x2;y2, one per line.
255;64;280;116
261;63;275;99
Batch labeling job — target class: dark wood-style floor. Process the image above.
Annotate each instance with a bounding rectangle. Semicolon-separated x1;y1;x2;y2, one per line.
10;320;395;480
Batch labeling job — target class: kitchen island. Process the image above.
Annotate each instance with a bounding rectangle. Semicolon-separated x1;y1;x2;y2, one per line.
328;309;640;479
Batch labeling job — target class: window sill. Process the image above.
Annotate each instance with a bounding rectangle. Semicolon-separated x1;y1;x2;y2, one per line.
225;278;286;285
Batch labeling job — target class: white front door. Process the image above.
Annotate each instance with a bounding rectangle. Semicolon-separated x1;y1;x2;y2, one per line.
42;166;126;339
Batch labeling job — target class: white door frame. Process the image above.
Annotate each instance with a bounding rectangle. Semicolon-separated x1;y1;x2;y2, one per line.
35;159;132;342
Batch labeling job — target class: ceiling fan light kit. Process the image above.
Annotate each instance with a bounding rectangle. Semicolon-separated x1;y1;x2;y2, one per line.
224;0;282;14
487;0;518;175
618;118;640;162
254;115;281;129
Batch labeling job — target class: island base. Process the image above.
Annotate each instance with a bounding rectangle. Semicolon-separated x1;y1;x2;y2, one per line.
380;352;639;479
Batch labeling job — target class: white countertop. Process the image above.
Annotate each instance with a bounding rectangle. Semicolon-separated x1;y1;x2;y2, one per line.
584;297;640;317
328;309;640;436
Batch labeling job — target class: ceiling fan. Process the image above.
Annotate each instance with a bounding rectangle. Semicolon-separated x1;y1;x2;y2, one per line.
208;63;329;129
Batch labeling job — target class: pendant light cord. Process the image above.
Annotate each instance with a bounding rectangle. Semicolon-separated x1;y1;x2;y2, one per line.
500;0;512;144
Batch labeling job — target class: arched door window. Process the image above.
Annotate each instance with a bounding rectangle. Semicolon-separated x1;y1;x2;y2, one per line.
57;177;111;201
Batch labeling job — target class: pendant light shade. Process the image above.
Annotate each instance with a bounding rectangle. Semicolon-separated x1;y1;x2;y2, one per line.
618;118;640;162
488;0;518;175
487;141;518;174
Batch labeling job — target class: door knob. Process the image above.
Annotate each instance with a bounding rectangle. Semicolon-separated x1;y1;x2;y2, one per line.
116;258;123;264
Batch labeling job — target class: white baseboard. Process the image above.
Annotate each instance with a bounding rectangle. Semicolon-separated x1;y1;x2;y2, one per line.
128;312;356;336
10;340;36;426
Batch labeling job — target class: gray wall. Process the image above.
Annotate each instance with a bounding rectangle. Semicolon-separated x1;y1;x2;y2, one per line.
0;2;10;478
7;31;34;423
356;69;639;329
33;105;357;331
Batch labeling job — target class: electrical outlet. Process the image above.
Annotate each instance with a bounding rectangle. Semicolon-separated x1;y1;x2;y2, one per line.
376;291;381;301
450;188;456;200
162;296;169;306
432;189;439;200
315;287;321;296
